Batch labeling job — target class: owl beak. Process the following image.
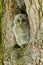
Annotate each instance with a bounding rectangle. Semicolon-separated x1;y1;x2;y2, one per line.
20;21;22;25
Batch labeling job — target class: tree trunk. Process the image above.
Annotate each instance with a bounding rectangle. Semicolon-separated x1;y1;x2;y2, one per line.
2;0;43;65
24;0;43;42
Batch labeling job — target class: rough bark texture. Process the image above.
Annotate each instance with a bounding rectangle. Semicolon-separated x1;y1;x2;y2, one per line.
24;0;43;41
2;0;43;65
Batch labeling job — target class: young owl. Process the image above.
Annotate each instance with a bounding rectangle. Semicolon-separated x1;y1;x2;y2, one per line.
13;14;30;47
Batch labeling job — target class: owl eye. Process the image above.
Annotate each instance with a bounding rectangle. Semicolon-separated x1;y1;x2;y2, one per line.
22;19;25;22
17;19;20;22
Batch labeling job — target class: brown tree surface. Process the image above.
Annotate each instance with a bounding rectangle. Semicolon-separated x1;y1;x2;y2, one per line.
2;0;43;65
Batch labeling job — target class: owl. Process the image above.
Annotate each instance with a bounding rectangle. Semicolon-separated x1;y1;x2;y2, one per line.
13;14;30;47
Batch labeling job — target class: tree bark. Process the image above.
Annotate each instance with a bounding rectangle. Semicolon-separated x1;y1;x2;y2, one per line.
24;0;43;42
2;0;43;65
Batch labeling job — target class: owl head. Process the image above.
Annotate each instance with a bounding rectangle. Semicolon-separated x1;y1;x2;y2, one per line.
14;14;29;27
